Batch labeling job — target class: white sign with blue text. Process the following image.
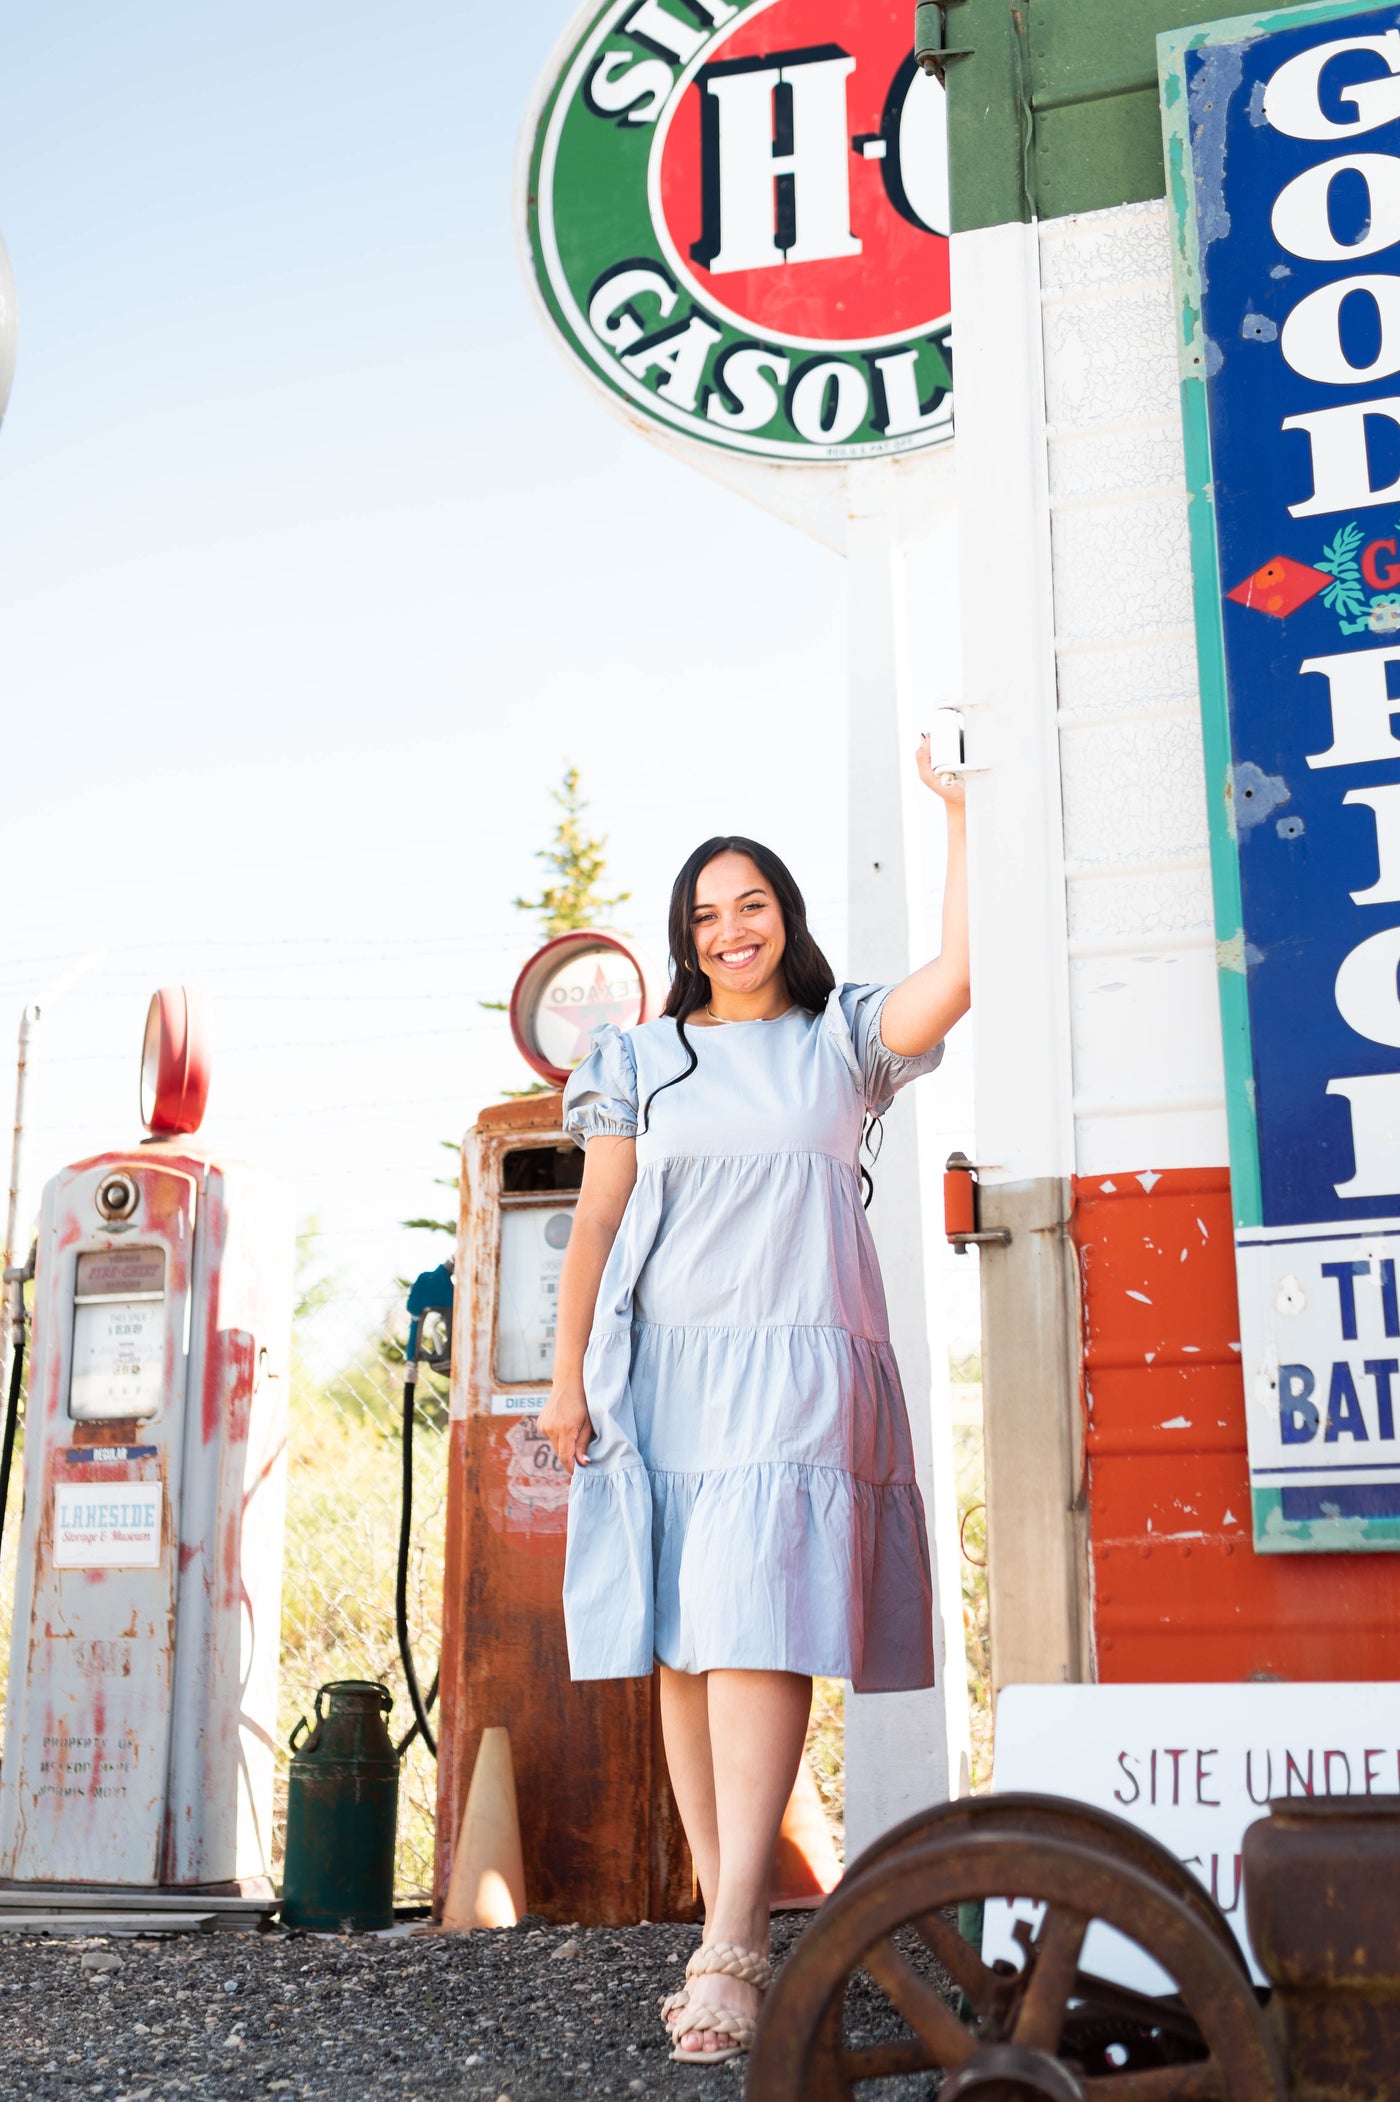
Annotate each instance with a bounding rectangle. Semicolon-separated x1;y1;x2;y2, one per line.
53;1482;162;1570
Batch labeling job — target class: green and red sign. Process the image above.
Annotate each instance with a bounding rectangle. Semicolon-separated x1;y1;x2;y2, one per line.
523;0;951;463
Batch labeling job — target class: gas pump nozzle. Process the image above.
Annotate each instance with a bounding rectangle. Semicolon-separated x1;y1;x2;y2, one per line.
397;1260;455;1760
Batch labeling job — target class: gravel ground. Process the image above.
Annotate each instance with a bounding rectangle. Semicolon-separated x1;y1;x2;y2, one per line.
0;1912;956;2102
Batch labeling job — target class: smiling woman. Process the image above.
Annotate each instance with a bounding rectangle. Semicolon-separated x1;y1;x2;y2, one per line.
537;735;969;2066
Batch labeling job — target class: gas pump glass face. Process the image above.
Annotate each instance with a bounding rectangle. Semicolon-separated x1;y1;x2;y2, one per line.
532;949;645;1074
139;999;162;1129
69;1247;166;1421
495;1209;573;1384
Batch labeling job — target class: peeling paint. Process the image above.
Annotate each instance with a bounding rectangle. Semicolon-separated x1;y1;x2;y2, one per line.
1217;930;1247;973
1240;309;1277;342
1189;40;1245;257
1162;1416;1192;1430
1231;759;1290;830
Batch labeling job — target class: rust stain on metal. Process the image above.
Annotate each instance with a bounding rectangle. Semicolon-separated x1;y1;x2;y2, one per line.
1245;1795;1400;2098
435;1094;694;1928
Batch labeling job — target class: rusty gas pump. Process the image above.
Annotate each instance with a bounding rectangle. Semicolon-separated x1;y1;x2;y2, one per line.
0;988;291;1915
432;934;695;1925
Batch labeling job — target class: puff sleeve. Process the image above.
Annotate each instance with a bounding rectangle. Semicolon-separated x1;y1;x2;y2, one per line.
836;982;944;1117
562;1024;639;1148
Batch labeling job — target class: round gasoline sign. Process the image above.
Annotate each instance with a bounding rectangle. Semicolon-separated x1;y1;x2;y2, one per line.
524;0;951;464
510;933;653;1087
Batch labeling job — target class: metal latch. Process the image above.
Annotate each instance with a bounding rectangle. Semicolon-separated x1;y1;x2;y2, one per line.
944;1152;1011;1254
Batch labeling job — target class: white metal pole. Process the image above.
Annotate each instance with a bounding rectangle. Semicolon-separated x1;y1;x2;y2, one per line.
842;463;970;1858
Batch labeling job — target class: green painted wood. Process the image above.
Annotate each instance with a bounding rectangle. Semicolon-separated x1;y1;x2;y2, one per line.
942;1;1032;237
942;0;1323;232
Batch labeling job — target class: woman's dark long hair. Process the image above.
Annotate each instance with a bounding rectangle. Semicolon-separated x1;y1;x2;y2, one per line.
637;836;835;1137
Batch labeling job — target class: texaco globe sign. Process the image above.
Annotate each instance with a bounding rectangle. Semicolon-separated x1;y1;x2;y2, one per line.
524;0;951;463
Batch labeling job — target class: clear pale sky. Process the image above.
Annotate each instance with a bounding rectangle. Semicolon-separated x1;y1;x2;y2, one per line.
0;1;975;1358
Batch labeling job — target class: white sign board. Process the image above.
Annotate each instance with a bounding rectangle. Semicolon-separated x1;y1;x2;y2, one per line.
988;1682;1400;1991
1239;1227;1400;1500
53;1482;162;1569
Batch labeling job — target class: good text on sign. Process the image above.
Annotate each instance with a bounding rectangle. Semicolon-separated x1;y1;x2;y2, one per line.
1166;3;1400;1548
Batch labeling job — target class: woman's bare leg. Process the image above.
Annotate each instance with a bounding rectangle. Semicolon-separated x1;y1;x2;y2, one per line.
676;1668;811;2057
657;1664;720;1915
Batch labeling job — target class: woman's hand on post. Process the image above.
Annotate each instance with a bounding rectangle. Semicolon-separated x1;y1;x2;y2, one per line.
540;1379;594;1474
916;731;966;808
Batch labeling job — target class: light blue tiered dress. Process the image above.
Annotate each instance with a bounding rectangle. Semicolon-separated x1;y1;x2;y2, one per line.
561;983;942;1694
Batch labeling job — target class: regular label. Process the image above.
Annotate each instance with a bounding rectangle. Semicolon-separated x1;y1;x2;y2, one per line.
53;1481;162;1568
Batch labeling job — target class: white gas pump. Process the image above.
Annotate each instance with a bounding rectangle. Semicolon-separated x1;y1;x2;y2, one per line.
0;988;290;1904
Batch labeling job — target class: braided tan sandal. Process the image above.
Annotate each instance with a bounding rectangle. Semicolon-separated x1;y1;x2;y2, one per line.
660;1940;773;2032
666;1941;772;2065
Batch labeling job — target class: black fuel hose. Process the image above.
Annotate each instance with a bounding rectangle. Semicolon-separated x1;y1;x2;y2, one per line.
0;1326;24;1572
396;1371;438;1759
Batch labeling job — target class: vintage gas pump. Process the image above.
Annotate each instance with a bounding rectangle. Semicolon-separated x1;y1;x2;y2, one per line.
0;988;291;1903
433;933;698;1925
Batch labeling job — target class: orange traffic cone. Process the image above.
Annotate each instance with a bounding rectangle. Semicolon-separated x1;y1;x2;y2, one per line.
443;1725;527;1931
771;1753;843;1910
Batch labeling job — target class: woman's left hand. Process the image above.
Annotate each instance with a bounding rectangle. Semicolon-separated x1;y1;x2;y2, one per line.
917;732;966;807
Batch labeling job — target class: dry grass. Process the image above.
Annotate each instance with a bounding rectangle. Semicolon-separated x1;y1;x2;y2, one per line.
805;1676;846;1859
278;1333;447;1900
954;1419;993;1789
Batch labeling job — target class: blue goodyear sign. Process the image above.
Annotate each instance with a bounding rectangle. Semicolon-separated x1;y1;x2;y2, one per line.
1162;3;1400;1552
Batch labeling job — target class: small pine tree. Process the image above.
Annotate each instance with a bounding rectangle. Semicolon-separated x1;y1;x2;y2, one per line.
407;767;630;1238
513;766;630;935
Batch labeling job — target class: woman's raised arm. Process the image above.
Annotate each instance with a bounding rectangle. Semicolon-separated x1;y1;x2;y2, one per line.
540;1132;637;1473
878;735;971;1058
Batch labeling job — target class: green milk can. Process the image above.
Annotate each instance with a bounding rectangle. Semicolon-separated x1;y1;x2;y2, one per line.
281;1680;399;1932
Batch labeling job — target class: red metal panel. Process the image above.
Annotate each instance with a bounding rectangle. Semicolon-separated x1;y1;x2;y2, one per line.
1075;1168;1400;1682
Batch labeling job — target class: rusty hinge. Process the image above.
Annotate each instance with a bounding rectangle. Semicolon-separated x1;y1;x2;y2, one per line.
915;0;973;81
944;1152;1012;1254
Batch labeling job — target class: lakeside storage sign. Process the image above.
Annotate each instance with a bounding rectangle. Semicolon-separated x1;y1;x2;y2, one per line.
521;0;951;462
1163;3;1400;1552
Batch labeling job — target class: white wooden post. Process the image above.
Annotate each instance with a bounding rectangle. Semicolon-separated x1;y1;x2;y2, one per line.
841;462;970;1859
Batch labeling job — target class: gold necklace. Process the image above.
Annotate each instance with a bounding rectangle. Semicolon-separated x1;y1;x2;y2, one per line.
704;1003;793;1025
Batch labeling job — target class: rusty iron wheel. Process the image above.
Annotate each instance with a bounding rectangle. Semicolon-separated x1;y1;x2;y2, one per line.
839;1793;1248;1975
747;1830;1287;2102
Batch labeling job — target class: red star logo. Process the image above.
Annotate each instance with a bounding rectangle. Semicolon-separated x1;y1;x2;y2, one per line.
1226;556;1330;619
561;962;641;1060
